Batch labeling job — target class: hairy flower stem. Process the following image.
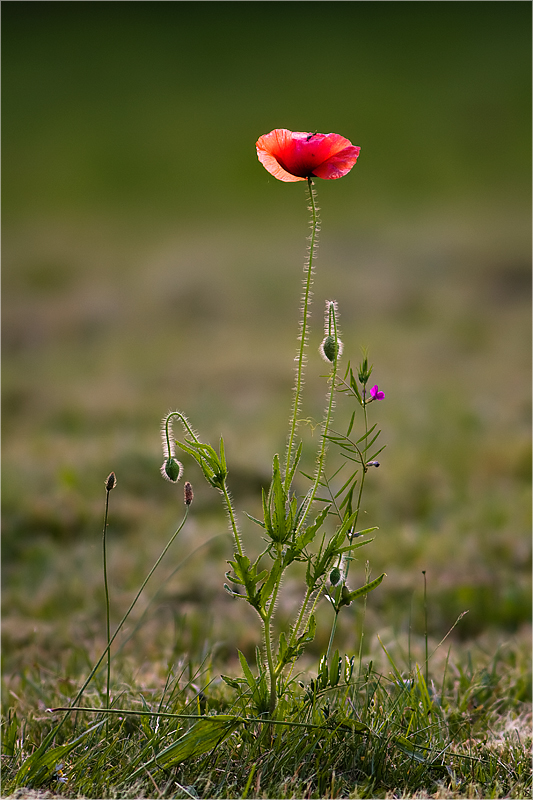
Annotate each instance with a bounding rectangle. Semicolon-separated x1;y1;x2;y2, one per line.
295;307;340;535
220;481;244;559
284;177;319;492
262;546;284;715
264;615;278;716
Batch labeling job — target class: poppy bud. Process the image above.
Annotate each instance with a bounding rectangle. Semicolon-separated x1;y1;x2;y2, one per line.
105;472;116;492
161;457;183;483
184;481;194;506
329;566;341;586
320;335;343;363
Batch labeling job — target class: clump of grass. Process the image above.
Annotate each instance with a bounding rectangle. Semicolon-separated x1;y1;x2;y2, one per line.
2;635;531;798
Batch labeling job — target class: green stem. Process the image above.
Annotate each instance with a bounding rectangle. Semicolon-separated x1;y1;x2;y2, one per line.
325;610;340;662
220;481;244;558
263;613;277;716
295;306;339;535
326;378;370;656
289;586;315;648
284;178;319;492
102;488;112;729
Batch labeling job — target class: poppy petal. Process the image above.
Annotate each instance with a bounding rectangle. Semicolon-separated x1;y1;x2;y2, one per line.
256;129;307;182
256;129;360;182
312;144;361;179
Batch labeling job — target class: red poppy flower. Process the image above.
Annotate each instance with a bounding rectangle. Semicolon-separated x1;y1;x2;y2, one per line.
256;128;360;182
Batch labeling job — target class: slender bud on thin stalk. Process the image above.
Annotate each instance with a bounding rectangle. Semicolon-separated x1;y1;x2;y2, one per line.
105;472;116;492
184;481;194;506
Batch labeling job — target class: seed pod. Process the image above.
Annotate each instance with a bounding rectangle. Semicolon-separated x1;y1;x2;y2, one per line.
341;584;352;606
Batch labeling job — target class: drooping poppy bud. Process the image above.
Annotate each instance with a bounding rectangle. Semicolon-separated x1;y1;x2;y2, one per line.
161;457;183;483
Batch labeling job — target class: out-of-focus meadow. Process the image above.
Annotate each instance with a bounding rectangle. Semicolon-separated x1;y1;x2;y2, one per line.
2;2;531;683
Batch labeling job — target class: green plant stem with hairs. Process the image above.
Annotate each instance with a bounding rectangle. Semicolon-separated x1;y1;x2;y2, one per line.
162;181;384;717
284;177;319;492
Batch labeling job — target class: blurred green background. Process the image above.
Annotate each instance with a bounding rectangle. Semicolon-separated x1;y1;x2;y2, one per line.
2;2;531;677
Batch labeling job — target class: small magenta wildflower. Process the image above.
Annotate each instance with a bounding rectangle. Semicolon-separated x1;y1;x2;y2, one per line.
370;385;385;401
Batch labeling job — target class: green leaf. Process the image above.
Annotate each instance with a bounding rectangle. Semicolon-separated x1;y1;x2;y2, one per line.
2;710;18;757
329;650;341;687
262;486;272;537
131;716;241;776
286;440;303;488
269;454;289;543
355;423;377;445
346;410;356;437
259;557;282;608
393;734;428;763
221;675;244;690
243;512;266;530
15;720;106;788
219;435;227;473
238;650;257;692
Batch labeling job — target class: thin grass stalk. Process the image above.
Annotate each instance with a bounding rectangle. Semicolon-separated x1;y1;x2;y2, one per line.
101;477;113;732
18;508;190;775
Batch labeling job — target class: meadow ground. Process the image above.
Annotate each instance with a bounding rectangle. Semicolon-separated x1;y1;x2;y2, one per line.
2;3;531;797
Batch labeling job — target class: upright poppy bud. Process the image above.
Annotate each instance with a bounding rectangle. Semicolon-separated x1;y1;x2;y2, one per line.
319;300;343;363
